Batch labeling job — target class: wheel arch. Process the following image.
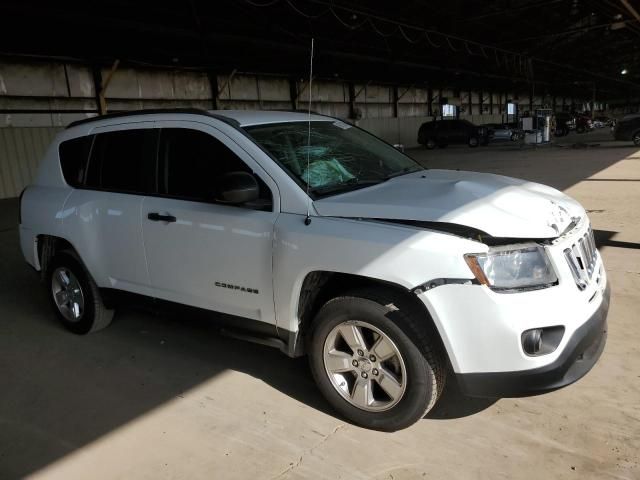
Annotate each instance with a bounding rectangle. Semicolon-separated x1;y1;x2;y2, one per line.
290;271;449;363
35;234;78;275
37;234;118;310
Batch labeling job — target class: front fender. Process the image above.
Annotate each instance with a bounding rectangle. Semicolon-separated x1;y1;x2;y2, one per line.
272;214;481;335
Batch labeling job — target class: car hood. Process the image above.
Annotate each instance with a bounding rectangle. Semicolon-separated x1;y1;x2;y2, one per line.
313;169;585;239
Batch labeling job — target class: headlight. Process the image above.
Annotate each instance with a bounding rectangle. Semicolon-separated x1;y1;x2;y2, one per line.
464;244;557;291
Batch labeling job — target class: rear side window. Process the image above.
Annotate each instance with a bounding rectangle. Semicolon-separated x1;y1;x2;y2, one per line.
59;136;93;187
85;129;155;194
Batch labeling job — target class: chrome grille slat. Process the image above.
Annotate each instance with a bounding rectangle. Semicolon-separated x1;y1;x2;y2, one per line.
564;227;598;290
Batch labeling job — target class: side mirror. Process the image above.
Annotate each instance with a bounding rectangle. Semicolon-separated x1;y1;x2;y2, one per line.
216;171;259;204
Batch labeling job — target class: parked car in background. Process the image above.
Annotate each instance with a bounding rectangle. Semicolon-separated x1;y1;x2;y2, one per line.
482;123;520;142
613;114;640;145
553;112;574;136
418;119;489;149
575;114;594;134
593;116;613;128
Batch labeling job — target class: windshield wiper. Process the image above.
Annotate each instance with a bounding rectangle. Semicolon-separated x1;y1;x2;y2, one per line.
384;167;423;180
309;178;381;196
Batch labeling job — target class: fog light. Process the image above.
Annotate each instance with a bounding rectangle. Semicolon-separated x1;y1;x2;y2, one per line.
522;326;565;356
522;329;543;355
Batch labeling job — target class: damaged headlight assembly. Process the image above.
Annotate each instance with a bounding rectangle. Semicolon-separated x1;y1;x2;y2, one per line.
464;244;558;292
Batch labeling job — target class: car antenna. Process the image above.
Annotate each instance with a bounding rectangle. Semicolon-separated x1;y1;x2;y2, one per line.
304;38;314;226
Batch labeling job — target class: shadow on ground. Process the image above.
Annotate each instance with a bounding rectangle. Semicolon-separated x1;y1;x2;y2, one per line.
594;229;640;250
425;375;498;420
0;197;498;478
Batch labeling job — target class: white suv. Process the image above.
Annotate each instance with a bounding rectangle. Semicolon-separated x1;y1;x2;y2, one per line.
19;109;609;431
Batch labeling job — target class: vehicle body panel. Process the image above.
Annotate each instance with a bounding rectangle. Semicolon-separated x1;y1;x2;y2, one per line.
614;116;640;142
417;119;489;146
272;213;481;335
140;118;281;323
420;217;607;373
314;169;585;238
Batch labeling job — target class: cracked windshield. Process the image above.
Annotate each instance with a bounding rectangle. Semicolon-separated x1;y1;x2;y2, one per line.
246;120;422;197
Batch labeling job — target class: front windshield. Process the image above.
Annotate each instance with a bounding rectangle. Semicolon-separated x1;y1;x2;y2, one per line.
244;120;423;197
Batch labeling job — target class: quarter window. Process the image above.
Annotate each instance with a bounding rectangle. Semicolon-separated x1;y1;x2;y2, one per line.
59;136;93;187
85;129;155;194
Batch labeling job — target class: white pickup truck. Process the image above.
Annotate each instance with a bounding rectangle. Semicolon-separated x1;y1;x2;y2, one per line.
19;109;609;431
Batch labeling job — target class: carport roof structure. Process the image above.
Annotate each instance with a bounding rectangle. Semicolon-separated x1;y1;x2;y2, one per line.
1;0;640;99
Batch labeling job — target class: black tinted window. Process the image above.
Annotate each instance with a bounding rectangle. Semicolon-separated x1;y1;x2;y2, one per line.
86;129;154;193
59;136;93;187
159;128;272;208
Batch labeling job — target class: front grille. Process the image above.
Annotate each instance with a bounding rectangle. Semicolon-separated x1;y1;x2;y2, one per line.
563;227;598;290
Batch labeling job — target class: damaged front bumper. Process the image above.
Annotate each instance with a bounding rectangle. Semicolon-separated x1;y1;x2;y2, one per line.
455;282;609;398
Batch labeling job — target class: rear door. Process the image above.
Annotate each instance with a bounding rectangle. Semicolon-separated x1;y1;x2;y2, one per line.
449;120;467;143
62;124;156;295
435;121;448;143
141;121;279;326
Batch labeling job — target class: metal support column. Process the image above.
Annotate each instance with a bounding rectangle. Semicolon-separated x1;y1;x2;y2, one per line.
392;85;399;118
289;77;298;111
348;82;356;120
208;72;219;110
91;66;104;115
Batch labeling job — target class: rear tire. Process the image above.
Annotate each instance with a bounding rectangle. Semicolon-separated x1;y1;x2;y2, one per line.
48;250;114;334
633;130;640;146
308;288;446;431
425;138;437;150
468;136;479;147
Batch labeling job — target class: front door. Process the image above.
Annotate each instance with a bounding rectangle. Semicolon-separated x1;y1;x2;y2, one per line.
141;122;279;326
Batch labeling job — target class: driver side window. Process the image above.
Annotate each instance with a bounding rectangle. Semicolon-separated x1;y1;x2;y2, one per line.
158;128;272;210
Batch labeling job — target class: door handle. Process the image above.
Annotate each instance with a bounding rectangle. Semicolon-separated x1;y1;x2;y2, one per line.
148;212;177;223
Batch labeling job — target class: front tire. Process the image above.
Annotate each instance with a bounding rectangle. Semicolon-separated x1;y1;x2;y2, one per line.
425;138;437;150
48;251;114;334
468;136;479;147
633;130;640;146
308;289;446;431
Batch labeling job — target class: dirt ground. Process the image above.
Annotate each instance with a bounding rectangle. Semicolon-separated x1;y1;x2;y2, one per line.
0;129;638;479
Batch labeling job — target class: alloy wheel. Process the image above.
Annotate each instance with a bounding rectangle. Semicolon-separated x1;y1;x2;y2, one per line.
323;320;407;412
51;267;85;322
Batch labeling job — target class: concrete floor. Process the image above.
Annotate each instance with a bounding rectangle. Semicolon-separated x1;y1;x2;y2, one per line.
1;130;639;479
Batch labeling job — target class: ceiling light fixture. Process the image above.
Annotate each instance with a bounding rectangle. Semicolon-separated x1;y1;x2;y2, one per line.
621;68;628;75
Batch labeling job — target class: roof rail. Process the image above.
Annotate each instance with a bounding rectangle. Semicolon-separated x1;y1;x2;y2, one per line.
65;108;240;129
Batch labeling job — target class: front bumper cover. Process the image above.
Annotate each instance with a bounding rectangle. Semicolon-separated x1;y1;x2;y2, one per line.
455;282;610;398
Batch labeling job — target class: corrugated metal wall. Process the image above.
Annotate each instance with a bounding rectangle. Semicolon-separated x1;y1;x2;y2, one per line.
0;128;61;198
0;59;579;198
